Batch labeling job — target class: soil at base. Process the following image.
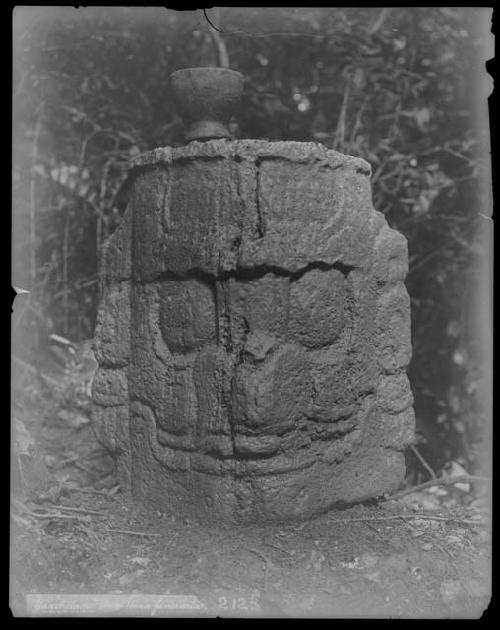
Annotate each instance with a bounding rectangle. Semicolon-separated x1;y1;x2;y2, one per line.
11;353;491;618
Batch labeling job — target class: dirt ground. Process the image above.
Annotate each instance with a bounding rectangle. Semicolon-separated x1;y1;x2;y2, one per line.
10;347;491;618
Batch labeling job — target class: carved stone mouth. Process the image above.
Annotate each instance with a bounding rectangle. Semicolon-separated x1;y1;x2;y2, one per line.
131;400;360;479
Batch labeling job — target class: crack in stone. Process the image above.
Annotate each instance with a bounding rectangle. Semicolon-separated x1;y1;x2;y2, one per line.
254;161;266;238
213;280;238;461
153;260;354;286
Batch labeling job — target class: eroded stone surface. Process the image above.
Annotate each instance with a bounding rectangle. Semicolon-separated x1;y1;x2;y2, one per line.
92;139;414;523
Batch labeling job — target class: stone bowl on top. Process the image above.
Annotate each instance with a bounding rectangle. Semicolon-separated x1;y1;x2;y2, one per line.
170;67;244;142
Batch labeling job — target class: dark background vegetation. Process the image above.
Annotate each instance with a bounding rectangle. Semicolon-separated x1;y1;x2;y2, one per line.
12;7;493;479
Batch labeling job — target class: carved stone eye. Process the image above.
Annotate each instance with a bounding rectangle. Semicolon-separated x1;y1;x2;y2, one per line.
159;279;217;353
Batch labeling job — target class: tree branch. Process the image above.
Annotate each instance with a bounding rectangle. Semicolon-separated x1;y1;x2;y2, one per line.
204;8;229;67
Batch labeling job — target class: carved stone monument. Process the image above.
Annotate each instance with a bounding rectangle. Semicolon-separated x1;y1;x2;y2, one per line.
92;69;414;523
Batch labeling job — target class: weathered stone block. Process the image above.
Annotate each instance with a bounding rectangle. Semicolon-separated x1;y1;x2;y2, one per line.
92;139;414;523
238;153;373;271
163;159;243;275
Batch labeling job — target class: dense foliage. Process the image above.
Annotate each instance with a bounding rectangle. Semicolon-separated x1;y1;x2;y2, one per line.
12;7;492;476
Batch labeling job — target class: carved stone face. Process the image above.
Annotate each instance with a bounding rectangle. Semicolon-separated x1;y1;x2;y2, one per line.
92;140;414;523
